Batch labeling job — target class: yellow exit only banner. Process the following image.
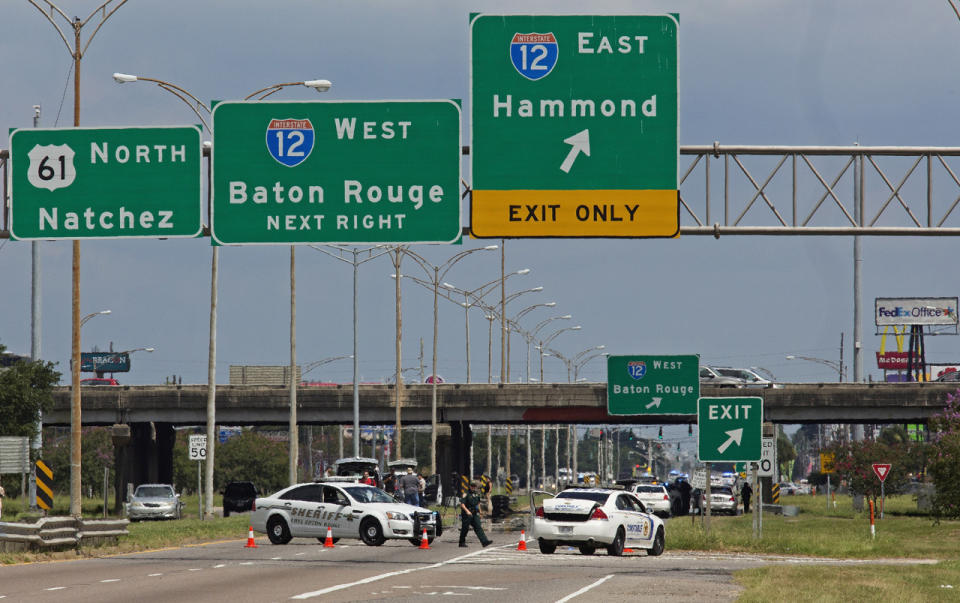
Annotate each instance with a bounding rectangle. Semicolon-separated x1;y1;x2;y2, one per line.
470;189;679;238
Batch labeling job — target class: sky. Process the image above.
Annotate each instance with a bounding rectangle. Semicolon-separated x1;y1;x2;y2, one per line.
2;0;960;400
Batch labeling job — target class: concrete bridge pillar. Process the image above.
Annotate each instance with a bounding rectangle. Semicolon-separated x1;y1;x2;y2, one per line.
438;422;472;502
113;422;176;511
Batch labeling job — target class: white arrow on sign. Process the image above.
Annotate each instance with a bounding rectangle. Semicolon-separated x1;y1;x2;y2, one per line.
560;129;590;173
716;428;744;454
645;397;663;409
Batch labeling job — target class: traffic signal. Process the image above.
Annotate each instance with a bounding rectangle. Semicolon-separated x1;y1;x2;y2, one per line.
658;426;663;440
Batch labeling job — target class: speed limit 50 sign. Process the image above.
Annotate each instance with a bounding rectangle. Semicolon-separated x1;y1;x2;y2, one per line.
758;437;776;477
189;434;207;461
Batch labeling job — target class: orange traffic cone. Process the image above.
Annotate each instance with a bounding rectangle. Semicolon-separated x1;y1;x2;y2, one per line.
418;528;431;549
244;526;258;548
324;526;335;548
517;530;527;551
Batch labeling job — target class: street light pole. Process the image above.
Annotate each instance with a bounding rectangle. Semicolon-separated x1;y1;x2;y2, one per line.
401;246;498;474
116;73;331;505
312;245;392;459
30;0;130;518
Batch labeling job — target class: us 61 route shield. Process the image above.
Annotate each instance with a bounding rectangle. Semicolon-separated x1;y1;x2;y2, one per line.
607;355;699;415
9;126;203;240
470;14;679;238
211;100;462;245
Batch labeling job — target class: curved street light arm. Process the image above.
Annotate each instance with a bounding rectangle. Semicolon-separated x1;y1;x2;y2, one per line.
532;315;572;340
573;345;605;364
302;354;353;376
309;244;392;267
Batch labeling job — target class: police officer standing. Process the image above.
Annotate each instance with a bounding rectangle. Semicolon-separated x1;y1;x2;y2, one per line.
459;480;493;548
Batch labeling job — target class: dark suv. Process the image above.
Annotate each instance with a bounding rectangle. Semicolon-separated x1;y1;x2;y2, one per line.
222;481;258;517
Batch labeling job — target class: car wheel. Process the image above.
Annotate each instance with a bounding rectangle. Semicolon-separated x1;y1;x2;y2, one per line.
360;517;385;546
538;539;557;554
647;526;665;556
578;544;595;556
224;509;230;518
606;527;625;556
266;516;292;545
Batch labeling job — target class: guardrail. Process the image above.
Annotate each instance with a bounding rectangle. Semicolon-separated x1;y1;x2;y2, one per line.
0;516;129;552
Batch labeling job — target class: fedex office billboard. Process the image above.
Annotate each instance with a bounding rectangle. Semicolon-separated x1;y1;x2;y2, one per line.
875;297;958;326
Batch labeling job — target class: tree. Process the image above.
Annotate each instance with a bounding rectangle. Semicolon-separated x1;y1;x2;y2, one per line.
213;430;288;494
827;439;918;504
776;429;796;481
0;341;61;438
928;389;960;520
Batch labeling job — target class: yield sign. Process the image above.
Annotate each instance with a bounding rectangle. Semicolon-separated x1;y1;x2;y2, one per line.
872;463;892;482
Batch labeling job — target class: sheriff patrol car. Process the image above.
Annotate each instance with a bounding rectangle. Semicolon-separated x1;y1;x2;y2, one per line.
250;480;440;546
531;488;665;556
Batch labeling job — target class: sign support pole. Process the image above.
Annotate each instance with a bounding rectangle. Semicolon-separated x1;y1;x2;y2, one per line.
704;462;711;535
880;481;885;520
198;460;203;520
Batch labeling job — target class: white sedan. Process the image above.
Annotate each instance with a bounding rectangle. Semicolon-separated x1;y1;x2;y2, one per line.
250;481;440;546
631;484;673;518
532;488;665;556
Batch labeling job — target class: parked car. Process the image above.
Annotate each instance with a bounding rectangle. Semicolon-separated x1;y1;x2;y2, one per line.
126;483;182;521
708;486;738;515
714;368;781;388
332;457;383;487
779;482;800;496
80;377;120;386
222;481;258;517
632;484;672;518
699;366;743;388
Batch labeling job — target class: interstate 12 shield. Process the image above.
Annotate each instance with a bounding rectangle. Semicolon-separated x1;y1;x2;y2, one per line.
265;118;315;167
510;32;558;81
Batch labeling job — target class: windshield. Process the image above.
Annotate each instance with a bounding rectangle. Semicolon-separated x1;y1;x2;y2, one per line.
343;486;397;503
556;491;610;504
135;486;174;498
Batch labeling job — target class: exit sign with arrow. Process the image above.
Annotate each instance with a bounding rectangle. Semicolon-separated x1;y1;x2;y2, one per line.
697;397;763;463
469;14;679;238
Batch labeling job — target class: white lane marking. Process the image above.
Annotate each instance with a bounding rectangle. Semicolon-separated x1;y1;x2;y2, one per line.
555;574;614;603
240;562;255;565
272;557;282;560
46;587;67;591
429;586;507;591
213;564;226;568
100;579;120;583
188;568;202;572
296;552;306;556
292;548;493;599
148;573;163;577
394;586;412;589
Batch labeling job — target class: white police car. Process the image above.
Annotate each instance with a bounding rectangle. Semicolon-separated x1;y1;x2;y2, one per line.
532;488;665;556
250;480;440;546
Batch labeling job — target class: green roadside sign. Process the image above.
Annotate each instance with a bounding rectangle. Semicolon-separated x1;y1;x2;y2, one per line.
9;126;203;240
607;355;699;415
697;397;763;463
210;100;462;245
470;14;679;238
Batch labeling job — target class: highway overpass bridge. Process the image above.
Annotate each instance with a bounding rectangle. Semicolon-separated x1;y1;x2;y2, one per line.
48;382;952;498
48;381;957;426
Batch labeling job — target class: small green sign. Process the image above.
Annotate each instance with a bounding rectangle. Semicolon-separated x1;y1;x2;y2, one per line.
9;126;203;240
211;100;462;245
697;397;763;463
607;355;699;415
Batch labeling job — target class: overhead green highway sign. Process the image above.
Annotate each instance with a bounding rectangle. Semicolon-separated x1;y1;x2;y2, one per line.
470;14;679;238
210;100;462;245
607;355;699;415
697;397;763;463
9;126;203;240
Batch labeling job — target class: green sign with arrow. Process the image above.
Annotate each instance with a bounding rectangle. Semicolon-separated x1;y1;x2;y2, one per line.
697;397;763;462
607;355;699;415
